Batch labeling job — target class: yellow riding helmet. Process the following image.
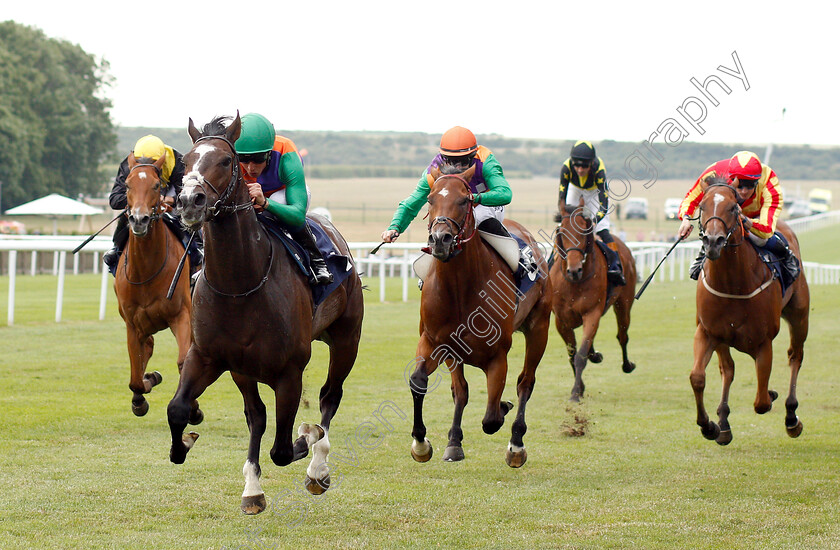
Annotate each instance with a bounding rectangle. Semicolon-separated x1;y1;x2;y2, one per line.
133;135;166;160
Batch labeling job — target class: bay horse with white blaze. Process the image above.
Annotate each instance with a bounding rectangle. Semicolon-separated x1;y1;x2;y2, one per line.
550;198;637;402
169;114;364;514
114;153;196;420
690;177;809;444
409;164;553;468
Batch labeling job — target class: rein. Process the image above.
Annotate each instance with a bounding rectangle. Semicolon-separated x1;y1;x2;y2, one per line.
422;173;477;258
191;135;253;219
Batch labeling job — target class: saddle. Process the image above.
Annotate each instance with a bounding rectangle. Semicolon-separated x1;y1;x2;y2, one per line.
256;213;352;306
752;242;797;295
413;231;541;298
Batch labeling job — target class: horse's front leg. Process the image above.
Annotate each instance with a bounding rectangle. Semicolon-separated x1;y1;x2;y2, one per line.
231;373;267;515
126;326;161;417
409;335;441;462
167;348;223;464
269;371;317;468
714;345;735;445
784;313;807;437
689;326;718;441
443;360;467;462
571;311;601;402
170;311;202;425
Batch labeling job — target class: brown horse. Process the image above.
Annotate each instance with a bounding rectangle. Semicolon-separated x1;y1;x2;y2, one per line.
549;198;637;402
169;114;364;515
408;164;553;468
690;178;809;444
114;153;195;419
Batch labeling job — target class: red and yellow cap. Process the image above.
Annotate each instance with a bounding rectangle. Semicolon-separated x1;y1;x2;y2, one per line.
728;151;762;180
439;126;478;157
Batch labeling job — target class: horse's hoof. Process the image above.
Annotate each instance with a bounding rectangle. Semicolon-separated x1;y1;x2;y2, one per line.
132;399;149;417
241;493;267;515
505;447;527;468
769;390;779;401
622;361;636;374
589;351;603;363
411;438;433;463
443;445;465;462
786;418;803;438
701;422;720;441
569;393;581;403
501;401;514;415
716;430;733;446
189;408;204;426
298;423;326;446
305;474;330;495
146;371;163;386
182;431;199;450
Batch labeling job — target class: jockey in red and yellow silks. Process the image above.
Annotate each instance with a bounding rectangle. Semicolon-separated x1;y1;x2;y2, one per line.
678;152;782;240
678;151;799;281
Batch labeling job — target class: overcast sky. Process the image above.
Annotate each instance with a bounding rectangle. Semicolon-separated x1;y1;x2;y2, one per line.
6;0;839;146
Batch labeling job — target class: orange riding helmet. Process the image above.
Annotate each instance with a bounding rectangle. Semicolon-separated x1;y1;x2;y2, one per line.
439;126;478;157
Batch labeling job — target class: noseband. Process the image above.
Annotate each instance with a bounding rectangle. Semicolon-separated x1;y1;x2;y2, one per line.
699;184;744;247
422;174;477;258
190;135;253;219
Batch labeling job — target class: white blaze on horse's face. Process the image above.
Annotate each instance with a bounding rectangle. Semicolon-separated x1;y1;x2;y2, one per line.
137;172;147;180
181;143;217;198
438;189;449;198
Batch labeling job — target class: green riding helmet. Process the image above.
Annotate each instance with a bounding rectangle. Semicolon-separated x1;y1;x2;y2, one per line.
235;113;276;154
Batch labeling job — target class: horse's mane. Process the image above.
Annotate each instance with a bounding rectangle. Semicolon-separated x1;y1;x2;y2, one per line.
553;204;591;223
439;163;467;176
201;116;232;137
704;175;729;187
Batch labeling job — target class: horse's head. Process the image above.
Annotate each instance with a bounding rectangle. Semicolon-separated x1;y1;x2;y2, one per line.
125;153;166;238
698;176;742;260
425;164;477;262
176;113;243;230
554;197;593;281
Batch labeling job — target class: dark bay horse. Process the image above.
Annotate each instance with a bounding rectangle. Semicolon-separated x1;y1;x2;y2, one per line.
114;153;195;419
169;114;364;515
549;198;637;402
690;178;809;444
409;165;553;468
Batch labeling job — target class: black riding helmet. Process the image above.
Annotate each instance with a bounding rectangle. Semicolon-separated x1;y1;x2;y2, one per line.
570;140;596;167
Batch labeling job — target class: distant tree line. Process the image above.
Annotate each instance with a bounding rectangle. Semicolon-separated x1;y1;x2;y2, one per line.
119;126;840;184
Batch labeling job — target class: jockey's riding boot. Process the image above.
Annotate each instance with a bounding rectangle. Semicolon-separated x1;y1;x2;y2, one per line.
605;241;626;286
689;247;706;280
104;216;129;270
293;224;334;285
764;232;800;281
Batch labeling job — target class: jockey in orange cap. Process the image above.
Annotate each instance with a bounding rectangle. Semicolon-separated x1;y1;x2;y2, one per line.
677;151;799;280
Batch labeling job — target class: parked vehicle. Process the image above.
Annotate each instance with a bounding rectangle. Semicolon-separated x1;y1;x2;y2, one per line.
664;198;682;220
808;188;832;215
786;199;812;219
624;197;649;220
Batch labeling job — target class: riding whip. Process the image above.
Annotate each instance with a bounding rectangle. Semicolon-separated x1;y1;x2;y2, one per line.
369;241;387;255
72;212;124;254
167;231;196;300
634;235;686;300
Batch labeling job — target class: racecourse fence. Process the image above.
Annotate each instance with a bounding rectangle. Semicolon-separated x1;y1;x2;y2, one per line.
1;211;838;324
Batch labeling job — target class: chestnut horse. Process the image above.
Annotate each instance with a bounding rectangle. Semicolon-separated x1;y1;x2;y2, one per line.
169;114;364;515
690;178;809;444
408;164;553;468
114;153;196;420
549;198;637;402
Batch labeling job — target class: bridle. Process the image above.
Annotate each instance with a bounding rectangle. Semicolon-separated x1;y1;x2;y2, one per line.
555;209;594;281
190;135;253;220
422;173;477;259
698;183;744;248
189;134;274;298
